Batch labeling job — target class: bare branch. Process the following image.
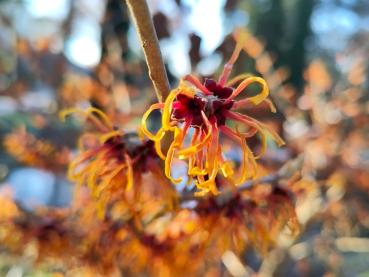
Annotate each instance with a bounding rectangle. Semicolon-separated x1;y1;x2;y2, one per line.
125;0;170;102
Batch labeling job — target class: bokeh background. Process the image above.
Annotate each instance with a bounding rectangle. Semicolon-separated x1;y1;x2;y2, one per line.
0;0;368;276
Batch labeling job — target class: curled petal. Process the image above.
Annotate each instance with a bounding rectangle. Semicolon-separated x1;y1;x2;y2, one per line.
238;130;257;182
175;118;192;148
124;153;133;191
154;137;166;160
264;98;277;113
162;85;195;132
67;154;90;181
87;160;100;192
257;131;268;159
220;126;256;184
141;103;165;141
232;96;276;113
194;188;210;197
85;107;114;129
68;148;102;181
195;173;219;195
177;112;212;157
188;166;207;176
163;89;181;130
227;76;269;105
205;122;219;176
253;125;284;159
60;107;113;132
225;111;284;158
220;125;258;139
183;74;211;95
94;163;127;197
221;161;234;178
226;73;252;87
196;123;219;194
165;141;183;184
99;130;122;143
164;127;184;184
187;129;207;176
177;132;211;157
218;28;248;86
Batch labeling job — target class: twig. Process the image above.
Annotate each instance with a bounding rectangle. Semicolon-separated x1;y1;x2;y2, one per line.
181;154;304;203
180;174;279;203
125;0;170;102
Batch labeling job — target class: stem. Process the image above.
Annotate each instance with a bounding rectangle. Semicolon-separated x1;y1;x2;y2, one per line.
125;0;170;102
181;154;304;203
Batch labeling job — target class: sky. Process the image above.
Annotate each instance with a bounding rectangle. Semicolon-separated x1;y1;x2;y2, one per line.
18;0;368;73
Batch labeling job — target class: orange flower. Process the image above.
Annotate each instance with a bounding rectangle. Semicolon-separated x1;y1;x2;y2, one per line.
141;30;284;196
61;108;175;218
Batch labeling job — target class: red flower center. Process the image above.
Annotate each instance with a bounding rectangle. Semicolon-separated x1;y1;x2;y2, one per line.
172;79;234;127
104;134;156;171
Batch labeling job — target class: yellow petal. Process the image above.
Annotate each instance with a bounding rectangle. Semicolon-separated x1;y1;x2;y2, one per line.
162;89;179;130
177;112;212;157
124;153;134;191
226;73;252;87
188;166;208;176
95;163;127;196
60;107;113;132
255;130;267;159
141;104;165;141
264;98;277;113
229;76;269;105
99;130;121;143
221;161;234;178
154;138;166;160
177;132;210;156
165;141;182;184
86;107;114;130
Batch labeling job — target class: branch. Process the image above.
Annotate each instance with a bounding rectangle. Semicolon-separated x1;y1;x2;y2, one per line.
181;154;304;203
125;0;170;102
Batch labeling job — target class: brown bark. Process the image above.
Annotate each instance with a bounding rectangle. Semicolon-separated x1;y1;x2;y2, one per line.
126;0;170;102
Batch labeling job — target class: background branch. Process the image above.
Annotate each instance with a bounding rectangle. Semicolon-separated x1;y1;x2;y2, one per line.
125;0;170;102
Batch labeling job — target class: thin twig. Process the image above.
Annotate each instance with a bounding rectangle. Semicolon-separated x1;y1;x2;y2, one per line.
180;174;278;203
181;154;304;203
125;0;170;102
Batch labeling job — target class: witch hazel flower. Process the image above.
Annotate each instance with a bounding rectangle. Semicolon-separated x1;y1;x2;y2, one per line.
61;108;176;217
141;30;284;196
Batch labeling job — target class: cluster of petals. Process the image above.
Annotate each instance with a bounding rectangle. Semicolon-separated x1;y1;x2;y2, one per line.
142;30;284;195
61;107;169;216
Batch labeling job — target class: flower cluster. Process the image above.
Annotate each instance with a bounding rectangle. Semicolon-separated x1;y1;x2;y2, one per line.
142;31;284;195
0;103;300;276
61;107;177;218
0;180;300;276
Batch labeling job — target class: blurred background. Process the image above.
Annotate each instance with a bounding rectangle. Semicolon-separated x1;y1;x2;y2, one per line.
0;0;368;276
